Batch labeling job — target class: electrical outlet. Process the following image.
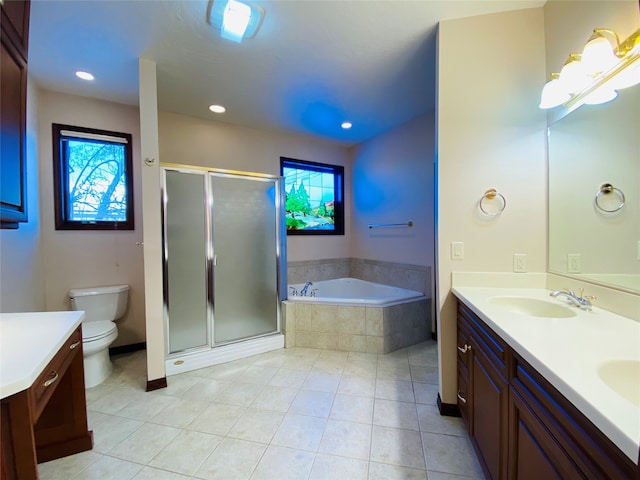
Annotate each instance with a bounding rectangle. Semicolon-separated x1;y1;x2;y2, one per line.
451;242;464;260
567;254;581;273
513;254;527;273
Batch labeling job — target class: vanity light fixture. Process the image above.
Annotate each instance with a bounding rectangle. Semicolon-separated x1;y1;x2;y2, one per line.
539;27;640;109
206;0;265;43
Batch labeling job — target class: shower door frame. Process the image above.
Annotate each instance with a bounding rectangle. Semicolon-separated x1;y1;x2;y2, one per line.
160;163;287;359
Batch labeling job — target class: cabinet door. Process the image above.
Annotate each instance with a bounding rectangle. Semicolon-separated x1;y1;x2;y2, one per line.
457;360;470;428
470;337;508;480
0;3;28;227
508;386;581;480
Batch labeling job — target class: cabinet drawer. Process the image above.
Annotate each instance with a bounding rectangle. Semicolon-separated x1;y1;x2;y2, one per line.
29;327;82;420
458;302;507;376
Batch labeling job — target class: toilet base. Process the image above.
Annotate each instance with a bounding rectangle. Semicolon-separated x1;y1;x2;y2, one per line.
83;346;113;388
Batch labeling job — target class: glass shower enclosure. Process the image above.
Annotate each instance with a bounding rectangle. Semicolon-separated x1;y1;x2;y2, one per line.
161;165;285;358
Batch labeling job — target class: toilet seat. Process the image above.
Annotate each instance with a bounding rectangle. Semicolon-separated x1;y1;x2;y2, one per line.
82;321;117;342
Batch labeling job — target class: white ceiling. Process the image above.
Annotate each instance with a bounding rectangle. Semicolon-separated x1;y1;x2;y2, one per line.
29;0;544;145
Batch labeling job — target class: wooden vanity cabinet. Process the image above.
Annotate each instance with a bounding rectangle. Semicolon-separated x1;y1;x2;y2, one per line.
457;300;638;480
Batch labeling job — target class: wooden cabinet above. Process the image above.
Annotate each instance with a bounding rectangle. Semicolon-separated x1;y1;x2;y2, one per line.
1;0;30;228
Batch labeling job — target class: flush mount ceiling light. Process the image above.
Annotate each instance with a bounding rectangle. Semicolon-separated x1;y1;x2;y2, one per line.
341;122;352;130
209;104;226;113
75;71;95;81
539;27;640;109
206;0;265;43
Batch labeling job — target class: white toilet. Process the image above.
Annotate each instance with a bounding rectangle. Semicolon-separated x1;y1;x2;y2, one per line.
69;284;129;388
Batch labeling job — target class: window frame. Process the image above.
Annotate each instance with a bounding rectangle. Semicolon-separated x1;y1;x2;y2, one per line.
52;123;134;231
280;157;344;236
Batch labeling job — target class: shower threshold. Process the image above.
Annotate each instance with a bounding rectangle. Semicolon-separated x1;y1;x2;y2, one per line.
165;333;284;376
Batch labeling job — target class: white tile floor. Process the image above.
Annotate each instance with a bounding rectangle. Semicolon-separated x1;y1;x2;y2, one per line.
38;340;484;480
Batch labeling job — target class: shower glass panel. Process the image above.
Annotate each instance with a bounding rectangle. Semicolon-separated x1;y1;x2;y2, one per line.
164;170;209;353
211;174;279;344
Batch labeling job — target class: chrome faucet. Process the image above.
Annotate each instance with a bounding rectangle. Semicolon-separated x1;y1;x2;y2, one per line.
549;289;595;310
300;282;313;296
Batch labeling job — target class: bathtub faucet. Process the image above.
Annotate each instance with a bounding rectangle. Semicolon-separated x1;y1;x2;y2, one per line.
300;282;313;296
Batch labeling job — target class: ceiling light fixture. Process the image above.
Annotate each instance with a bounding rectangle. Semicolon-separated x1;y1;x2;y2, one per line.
75;71;95;81
539;27;640;109
206;0;265;43
209;104;226;113
341;122;352;130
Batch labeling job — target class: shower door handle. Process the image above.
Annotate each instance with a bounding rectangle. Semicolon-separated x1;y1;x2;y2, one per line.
213;254;217;266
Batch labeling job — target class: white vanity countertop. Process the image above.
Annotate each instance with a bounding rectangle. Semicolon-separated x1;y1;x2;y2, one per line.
0;311;85;399
452;286;640;464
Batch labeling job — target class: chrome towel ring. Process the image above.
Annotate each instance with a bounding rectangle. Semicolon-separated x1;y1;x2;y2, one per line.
595;183;625;213
479;188;506;216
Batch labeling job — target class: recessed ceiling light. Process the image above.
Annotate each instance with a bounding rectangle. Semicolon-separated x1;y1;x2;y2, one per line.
75;71;95;81
341;121;352;130
209;104;226;113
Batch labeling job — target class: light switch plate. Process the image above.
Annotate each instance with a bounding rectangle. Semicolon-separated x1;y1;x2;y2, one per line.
513;254;527;273
451;242;464;260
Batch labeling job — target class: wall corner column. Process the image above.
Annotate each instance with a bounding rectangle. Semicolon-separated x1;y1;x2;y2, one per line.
138;58;165;384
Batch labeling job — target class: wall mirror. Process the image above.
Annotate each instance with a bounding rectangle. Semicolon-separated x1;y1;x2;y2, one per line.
548;84;639;294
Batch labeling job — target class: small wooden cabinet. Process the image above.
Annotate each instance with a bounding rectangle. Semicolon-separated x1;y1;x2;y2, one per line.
1;325;92;480
457;301;638;480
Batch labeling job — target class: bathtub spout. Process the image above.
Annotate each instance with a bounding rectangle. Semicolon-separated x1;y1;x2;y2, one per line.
300;282;313;296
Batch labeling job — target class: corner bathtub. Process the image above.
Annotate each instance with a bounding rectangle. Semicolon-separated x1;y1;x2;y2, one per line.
283;278;431;354
289;278;424;306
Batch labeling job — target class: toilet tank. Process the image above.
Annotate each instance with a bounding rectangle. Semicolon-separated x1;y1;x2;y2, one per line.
69;285;129;322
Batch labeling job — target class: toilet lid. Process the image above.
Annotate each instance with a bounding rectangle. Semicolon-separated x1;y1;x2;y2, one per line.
83;321;117;341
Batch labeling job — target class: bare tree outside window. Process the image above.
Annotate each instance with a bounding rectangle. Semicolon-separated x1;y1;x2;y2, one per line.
52;124;134;230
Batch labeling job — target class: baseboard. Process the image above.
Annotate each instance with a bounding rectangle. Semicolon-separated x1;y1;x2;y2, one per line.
146;377;167;392
437;393;461;417
109;342;146;356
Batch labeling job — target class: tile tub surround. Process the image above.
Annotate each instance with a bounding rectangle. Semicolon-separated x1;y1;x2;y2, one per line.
38;342;485;480
288;258;431;296
283;298;431;354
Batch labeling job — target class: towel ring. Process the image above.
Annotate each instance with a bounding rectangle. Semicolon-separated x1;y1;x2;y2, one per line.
479;188;506;216
595;183;625;213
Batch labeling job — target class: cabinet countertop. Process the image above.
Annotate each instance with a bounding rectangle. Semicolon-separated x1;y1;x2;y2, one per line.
452;286;640;464
0;311;85;399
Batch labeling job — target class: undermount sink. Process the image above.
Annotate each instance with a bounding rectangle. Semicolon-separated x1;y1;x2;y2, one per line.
488;296;577;318
598;360;640;408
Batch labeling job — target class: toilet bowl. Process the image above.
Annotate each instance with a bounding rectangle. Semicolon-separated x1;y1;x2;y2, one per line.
69;284;129;388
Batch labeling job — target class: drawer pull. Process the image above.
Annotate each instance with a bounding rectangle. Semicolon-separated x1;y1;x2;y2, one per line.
70;341;81;350
43;372;59;388
457;344;472;353
457;391;467;404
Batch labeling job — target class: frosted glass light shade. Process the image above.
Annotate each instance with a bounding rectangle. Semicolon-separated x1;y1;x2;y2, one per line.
559;58;590;93
609;61;640;90
581;35;619;75
539;78;571;109
583;87;618;105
